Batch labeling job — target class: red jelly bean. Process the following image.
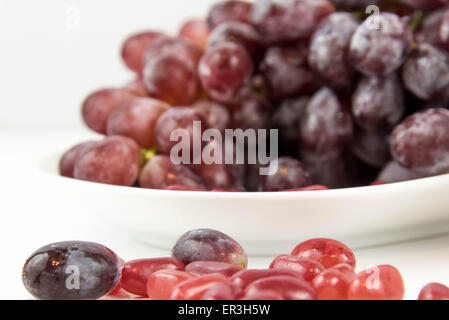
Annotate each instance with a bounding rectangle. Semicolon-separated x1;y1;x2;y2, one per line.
285;185;329;191
186;261;243;278
170;274;228;300
418;283;449;300
240;291;284;300
348;265;405;300
147;270;195;300
230;269;303;290
312;268;354;300
202;282;241;300
331;263;356;279
269;255;325;283
121;258;185;296
291;238;356;269
242;276;316;300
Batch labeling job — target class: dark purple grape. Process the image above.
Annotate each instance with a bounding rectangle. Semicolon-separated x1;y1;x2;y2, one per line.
198;42;254;104
301;152;351;188
193;100;231;132
399;0;447;10
272;97;308;153
139;155;207;190
232;96;271;131
143;54;198;106
207;21;264;61
172;229;248;268
349;12;412;77
299;87;353;157
416;7;446;47
352;73;405;132
82;88;136;134
154;107;207;156
259;157;311;191
351;129;391;168
106;98;169;148
440;10;449;49
179;19;210;50
308;12;358;89
208;0;253;29
390;108;449;175
377;161;431;183
251;0;335;45
22;241;121;300
260;45;318;98
59;141;97;178
121;31;165;74
73;136;141;186
402;44;449;101
332;0;379;9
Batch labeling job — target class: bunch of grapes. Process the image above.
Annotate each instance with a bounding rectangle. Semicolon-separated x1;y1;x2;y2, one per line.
61;0;449;191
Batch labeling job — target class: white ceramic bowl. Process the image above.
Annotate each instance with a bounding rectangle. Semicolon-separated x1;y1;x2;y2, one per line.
37;153;449;255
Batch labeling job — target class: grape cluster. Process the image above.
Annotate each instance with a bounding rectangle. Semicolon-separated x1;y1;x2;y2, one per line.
61;0;449;191
22;229;449;300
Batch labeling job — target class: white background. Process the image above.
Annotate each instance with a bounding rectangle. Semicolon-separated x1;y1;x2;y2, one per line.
0;0;448;300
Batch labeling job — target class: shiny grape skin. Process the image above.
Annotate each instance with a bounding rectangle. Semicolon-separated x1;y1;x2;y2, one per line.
143;54;198;106
351;129;391;168
349;13;412;77
377;161;430;183
230;268;304;290
121;31;165;74
139;155;207;190
59;141;97;178
299;87;353;157
260;45;318;99
418;283;449;300
251;0;335;45
312;268;354;300
106;98;169;148
22;241;121;300
291;238;356;269
232;96;271;131
416;8;446;47
308;12;358;89
193;100;231;132
185;261;243;278
81;88;136;134
198;42;254;104
73;136;141;187
242;276;316;300
259;157;311;192
172;229;248;268
154;106;207;156
179;19;210;50
207;0;253;29
272;97;308;155
402;44;449;101
390;108;449;175
202;282;242;300
352;73;405;132
207;21;265;61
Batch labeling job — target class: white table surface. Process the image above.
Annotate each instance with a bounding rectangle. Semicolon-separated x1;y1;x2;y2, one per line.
1;130;448;300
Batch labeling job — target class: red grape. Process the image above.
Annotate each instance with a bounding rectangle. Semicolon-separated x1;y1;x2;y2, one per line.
106;97;169;148
269;255;325;283
418;283;449;300
179;19;210;50
124;78;149;97
59;141;96;178
146;270;195;300
193;100;231;132
208;0;253;29
259;157;311;192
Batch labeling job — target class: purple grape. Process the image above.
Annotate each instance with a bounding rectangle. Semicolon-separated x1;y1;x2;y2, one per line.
440;9;449;49
59;141;97;178
299;87;353;157
208;0;253;29
172;229;248;268
207;21;264;61
106;97;170;148
390;108;449;175
143;54;198;106
199;42;254;104
144;37;203;68
154;107;207;156
352;73;405;132
260;45;318;98
308;12;358;89
139;155;207;189
402;43;449;101
301;152;352;188
332;0;379;9
82;88;136;134
232;96;271;131
399;0;447;10
377;161;431;183
272;97;308;153
73;136;141;186
22;241;121;300
193;100;231;132
349;12;412;77
259;157;311;191
416;7;446;47
251;0;335;45
351;129;391;168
